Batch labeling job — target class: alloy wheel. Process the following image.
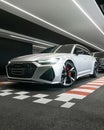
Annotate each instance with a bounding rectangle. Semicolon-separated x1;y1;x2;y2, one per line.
61;61;77;87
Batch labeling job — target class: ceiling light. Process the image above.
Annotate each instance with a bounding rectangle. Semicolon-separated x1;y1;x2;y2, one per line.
1;0;104;51
10;35;53;47
72;0;104;35
33;45;46;49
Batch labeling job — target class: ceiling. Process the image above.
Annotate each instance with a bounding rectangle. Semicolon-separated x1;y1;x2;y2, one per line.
0;0;104;51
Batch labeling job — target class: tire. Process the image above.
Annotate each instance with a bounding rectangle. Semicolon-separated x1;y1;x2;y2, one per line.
90;62;98;78
61;61;77;87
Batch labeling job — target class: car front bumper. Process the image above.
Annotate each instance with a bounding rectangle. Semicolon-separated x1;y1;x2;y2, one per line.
6;61;64;84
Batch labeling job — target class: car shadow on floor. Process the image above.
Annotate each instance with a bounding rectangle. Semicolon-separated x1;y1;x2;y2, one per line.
3;75;97;92
6;82;66;92
1;73;103;92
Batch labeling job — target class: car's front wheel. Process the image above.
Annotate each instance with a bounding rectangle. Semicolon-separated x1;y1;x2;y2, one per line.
61;61;77;87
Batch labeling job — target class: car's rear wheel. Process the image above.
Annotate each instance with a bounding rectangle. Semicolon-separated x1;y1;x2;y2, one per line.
90;62;98;78
61;61;77;87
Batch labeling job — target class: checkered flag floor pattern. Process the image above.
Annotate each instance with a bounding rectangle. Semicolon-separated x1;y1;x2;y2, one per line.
0;77;104;108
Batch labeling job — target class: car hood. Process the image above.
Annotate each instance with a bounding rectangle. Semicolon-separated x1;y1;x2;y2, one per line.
10;53;70;62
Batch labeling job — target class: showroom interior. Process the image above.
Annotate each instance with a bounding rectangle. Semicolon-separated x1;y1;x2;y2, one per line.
0;0;104;130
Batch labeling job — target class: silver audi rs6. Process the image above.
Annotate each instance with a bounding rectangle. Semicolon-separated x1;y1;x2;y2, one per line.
6;44;98;87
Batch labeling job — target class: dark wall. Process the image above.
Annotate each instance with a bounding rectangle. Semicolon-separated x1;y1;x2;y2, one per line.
0;9;72;44
0;38;32;74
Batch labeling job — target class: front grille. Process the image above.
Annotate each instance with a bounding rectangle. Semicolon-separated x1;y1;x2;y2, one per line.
7;63;37;78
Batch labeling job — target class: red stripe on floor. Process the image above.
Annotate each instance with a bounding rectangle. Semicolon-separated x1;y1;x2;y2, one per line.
93;82;104;86
93;82;104;83
66;91;90;96
0;82;3;86
0;82;15;86
64;77;104;99
78;86;97;90
78;84;100;87
86;83;101;86
92;81;104;83
97;79;104;81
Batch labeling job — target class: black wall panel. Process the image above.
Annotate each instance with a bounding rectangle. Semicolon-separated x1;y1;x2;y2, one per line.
0;38;32;74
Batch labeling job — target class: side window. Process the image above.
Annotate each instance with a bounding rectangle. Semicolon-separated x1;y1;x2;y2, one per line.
74;47;84;55
83;50;90;55
74;46;90;55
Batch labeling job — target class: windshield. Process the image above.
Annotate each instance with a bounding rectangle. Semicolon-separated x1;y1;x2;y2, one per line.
41;44;74;53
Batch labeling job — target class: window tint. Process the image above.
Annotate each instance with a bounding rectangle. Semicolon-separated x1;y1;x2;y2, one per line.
74;47;90;55
56;45;73;53
74;47;83;54
83;50;90;55
41;46;58;53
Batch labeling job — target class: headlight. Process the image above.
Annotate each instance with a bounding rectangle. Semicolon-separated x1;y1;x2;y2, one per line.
36;58;60;65
8;61;11;64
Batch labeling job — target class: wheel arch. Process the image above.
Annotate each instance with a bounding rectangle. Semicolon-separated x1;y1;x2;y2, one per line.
64;60;77;75
64;60;74;65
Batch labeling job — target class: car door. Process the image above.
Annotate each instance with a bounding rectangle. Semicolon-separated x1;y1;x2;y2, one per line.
82;49;93;72
72;46;90;77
